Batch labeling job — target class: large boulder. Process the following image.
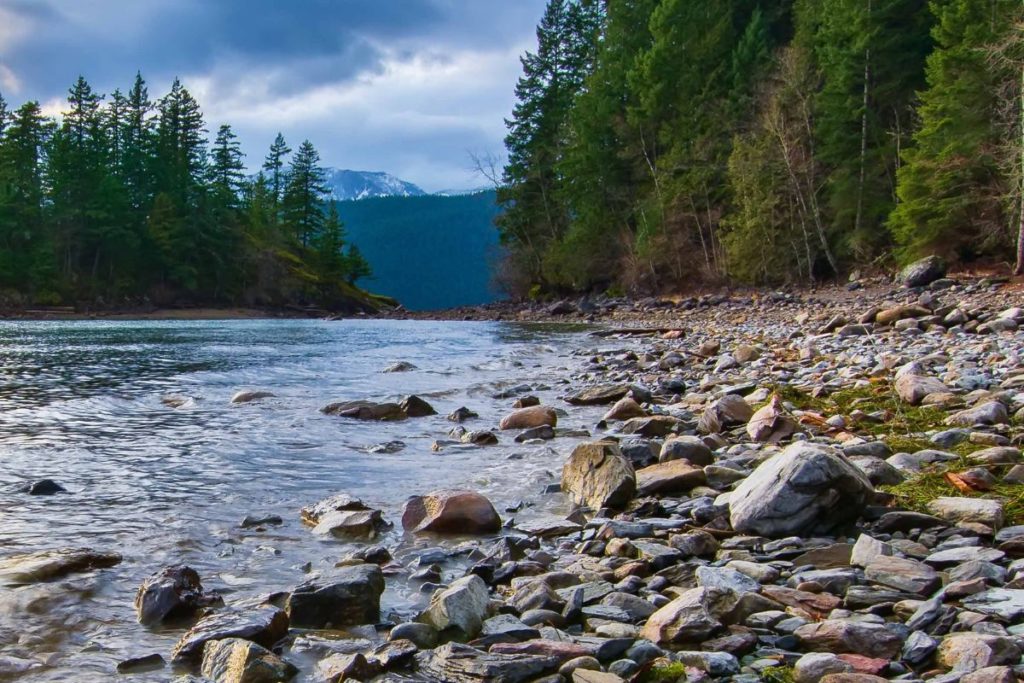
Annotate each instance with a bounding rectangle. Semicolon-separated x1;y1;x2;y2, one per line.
659;436;713;466
900;255;946;288
795;620;904;660
419;574;492;641
200;637;297;683
500;406;557;431
729;442;874;538
561;441;636;511
134;565;207;626
172;602;289;662
285;564;384;629
402;490;501;534
565;384;631;406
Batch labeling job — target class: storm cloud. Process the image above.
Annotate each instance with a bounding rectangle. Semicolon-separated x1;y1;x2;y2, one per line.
0;0;545;190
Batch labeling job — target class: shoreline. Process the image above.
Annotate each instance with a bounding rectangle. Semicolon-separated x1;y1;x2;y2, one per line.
2;264;1024;680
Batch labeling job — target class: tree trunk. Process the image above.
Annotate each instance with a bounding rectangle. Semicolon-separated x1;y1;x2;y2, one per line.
853;0;871;247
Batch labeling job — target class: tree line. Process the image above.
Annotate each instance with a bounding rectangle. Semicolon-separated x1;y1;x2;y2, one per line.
0;74;370;309
498;0;1023;295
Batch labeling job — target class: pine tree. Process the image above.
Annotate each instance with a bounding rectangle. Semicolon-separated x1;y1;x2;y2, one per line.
345;243;372;284
890;0;1016;260
263;133;291;206
498;0;602;290
209;124;245;207
282;139;328;247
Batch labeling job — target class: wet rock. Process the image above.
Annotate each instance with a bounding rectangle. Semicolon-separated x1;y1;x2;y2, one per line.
299;494;369;525
200;637;297;683
172;602;289;662
402;489;502;534
900;255;946;287
420;574;492;641
321;400;407;421
316;653;378;682
619;415;682;437
448;406;479;422
230;390;275;404
566;384;631;406
115;654;166;674
635;460;706;496
514;425;555;442
383;361;417;373
794;620;904;659
416;642;558;683
850;534;893;567
368;440;406;454
0;548;122;584
698;395;753;434
285;564;384;629
500;406;557;430
311;509;391;539
602;398;647;422
134;565;207;626
240;514;283;528
20;479;66;495
729;442;874;537
391;622;439;649
561;441;636;511
659;436;713;466
460;429;500;446
400;395;437;417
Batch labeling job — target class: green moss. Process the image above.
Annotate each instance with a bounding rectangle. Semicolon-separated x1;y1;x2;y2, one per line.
761;666;797;683
883;466;1024;526
639;663;689;683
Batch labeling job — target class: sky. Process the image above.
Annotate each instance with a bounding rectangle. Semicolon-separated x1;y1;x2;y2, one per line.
0;0;546;192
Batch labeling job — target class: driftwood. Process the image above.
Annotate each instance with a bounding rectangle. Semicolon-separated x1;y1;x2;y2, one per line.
590;327;683;338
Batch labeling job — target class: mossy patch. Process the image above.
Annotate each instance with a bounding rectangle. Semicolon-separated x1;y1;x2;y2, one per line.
760;666;797;683
639;663;689;682
883;465;1024;526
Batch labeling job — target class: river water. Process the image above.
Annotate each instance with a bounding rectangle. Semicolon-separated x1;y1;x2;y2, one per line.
0;319;603;681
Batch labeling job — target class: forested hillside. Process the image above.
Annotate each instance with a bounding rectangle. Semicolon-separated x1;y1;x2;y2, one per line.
337;191;502;311
0;75;377;310
499;0;1023;295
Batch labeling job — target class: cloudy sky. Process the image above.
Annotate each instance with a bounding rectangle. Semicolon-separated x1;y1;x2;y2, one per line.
0;0;546;191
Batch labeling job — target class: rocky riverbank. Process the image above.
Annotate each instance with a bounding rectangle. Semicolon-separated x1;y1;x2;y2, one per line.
5;258;1024;682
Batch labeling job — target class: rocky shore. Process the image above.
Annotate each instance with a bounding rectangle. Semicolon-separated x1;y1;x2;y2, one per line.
5;258;1024;682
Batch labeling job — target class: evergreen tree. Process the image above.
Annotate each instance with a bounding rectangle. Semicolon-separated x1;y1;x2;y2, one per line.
498;0;602;289
263;133;291;206
209;124;245;206
890;0;1016;259
345;243;372;284
282;139;328;247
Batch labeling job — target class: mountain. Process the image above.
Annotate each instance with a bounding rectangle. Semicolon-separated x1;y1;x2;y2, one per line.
324;169;426;201
336;190;503;311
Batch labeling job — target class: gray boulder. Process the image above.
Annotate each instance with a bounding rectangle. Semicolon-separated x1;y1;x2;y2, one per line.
285;564;384;629
729;442;874;538
900;255;946;287
419;574;492;641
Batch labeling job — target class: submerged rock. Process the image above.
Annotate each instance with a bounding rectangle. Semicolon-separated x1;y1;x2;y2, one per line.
0;548;122;584
230;390;275;404
321;400;407;421
19;479;66;495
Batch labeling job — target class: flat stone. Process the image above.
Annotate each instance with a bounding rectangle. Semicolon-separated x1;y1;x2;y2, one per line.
864;556;940;595
961;589;1024;621
794;620;904;660
171;602;289;662
928;497;1004;529
0;548;122;585
635;460;706;496
566;385;631;406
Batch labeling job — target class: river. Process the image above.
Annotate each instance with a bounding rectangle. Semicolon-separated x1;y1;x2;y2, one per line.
0;319;603;681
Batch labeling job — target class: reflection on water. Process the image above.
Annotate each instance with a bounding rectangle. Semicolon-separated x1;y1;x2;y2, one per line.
0;319;599;682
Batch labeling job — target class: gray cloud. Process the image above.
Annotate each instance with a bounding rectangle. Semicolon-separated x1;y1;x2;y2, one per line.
0;0;544;190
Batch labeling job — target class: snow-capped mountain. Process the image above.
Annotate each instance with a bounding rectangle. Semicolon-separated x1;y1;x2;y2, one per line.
325;169;426;201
